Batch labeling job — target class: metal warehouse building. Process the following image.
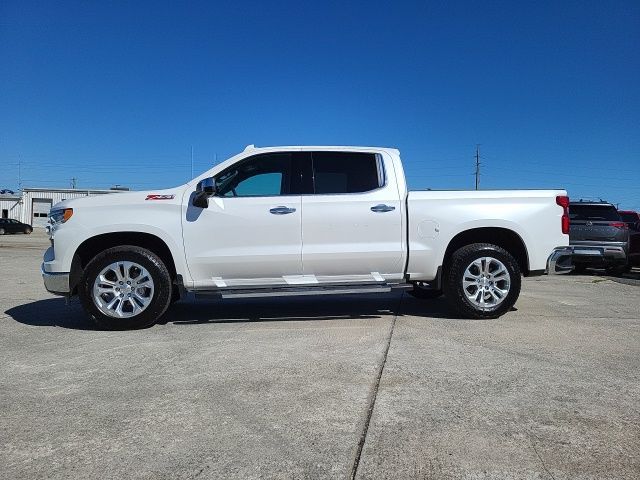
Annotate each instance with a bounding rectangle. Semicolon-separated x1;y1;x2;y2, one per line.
0;193;22;221
2;187;121;228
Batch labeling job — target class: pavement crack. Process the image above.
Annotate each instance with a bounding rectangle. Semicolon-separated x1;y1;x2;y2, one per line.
529;433;557;480
349;292;402;480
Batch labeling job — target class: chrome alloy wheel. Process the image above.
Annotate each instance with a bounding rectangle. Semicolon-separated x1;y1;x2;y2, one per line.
92;261;155;318
462;256;511;309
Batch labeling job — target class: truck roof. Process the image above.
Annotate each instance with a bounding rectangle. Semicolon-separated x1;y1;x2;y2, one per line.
242;144;400;155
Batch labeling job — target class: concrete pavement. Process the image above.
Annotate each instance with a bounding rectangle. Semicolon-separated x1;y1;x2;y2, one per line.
1;233;638;479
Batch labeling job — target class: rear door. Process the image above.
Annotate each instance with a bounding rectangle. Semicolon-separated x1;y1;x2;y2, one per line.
300;151;404;283
569;204;628;243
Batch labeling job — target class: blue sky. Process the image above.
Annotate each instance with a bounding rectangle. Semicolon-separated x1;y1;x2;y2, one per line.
1;1;639;209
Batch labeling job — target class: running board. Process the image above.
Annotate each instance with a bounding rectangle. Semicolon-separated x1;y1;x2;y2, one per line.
194;283;395;300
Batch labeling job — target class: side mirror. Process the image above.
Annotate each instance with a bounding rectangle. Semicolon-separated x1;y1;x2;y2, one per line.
197;177;216;195
192;177;217;208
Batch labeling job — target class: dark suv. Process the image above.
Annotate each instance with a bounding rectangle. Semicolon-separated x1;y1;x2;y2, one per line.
568;201;630;273
618;210;640;267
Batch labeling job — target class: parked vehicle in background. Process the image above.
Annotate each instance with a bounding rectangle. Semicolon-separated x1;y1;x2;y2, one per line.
568;201;630;274
618;210;640;266
41;145;570;329
0;218;33;235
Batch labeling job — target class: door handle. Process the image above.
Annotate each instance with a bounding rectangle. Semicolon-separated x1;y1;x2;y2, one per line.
370;204;395;213
269;206;297;215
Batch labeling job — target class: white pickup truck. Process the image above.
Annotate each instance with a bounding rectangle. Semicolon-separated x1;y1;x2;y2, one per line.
42;145;571;329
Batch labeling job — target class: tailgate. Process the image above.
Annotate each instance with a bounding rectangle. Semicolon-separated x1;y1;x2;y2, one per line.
570;220;628;242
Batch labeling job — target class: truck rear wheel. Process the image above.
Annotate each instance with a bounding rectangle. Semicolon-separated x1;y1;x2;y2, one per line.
78;246;172;330
443;243;521;319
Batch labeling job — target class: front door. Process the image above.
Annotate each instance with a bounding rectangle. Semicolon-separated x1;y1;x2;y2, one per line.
183;152;306;289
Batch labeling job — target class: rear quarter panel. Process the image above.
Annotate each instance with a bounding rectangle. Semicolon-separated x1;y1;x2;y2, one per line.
406;190;568;280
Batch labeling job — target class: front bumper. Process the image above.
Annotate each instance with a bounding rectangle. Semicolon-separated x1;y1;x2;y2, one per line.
42;263;70;295
547;247;574;275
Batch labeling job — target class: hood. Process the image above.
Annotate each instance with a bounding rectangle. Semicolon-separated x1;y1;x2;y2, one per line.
52;187;183;211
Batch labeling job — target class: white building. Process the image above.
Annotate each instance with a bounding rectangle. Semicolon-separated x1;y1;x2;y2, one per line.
0;193;22;221
1;187;124;228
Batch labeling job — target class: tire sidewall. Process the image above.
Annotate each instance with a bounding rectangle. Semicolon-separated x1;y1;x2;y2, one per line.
79;246;172;330
444;243;521;319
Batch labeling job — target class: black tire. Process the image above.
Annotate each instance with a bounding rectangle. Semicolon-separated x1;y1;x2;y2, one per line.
78;246;172;330
605;262;631;276
442;243;521;319
408;281;443;299
0;228;5;235
24;227;32;234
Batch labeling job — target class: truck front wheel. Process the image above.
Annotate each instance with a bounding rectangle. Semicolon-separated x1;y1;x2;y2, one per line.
443;243;521;319
78;246;173;330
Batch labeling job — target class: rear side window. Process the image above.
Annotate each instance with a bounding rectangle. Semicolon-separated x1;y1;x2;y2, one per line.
569;205;621;221
311;152;383;194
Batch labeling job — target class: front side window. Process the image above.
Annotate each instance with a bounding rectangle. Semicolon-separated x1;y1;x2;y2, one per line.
311;152;383;194
215;153;298;197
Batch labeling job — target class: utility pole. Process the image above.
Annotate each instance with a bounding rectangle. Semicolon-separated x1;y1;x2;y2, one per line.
474;145;481;190
18;154;22;192
70;177;77;189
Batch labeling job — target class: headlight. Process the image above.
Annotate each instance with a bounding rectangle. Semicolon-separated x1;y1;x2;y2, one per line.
49;208;74;225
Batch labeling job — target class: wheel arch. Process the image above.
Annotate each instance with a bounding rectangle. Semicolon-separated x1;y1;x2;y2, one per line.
70;232;178;294
442;227;530;275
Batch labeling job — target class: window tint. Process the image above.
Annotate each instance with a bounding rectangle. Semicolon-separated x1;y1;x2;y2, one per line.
569;205;620;221
215;153;296;197
311;152;383;194
619;212;638;223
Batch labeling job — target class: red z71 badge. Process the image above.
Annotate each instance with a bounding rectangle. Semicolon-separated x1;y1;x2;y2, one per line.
145;194;175;201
